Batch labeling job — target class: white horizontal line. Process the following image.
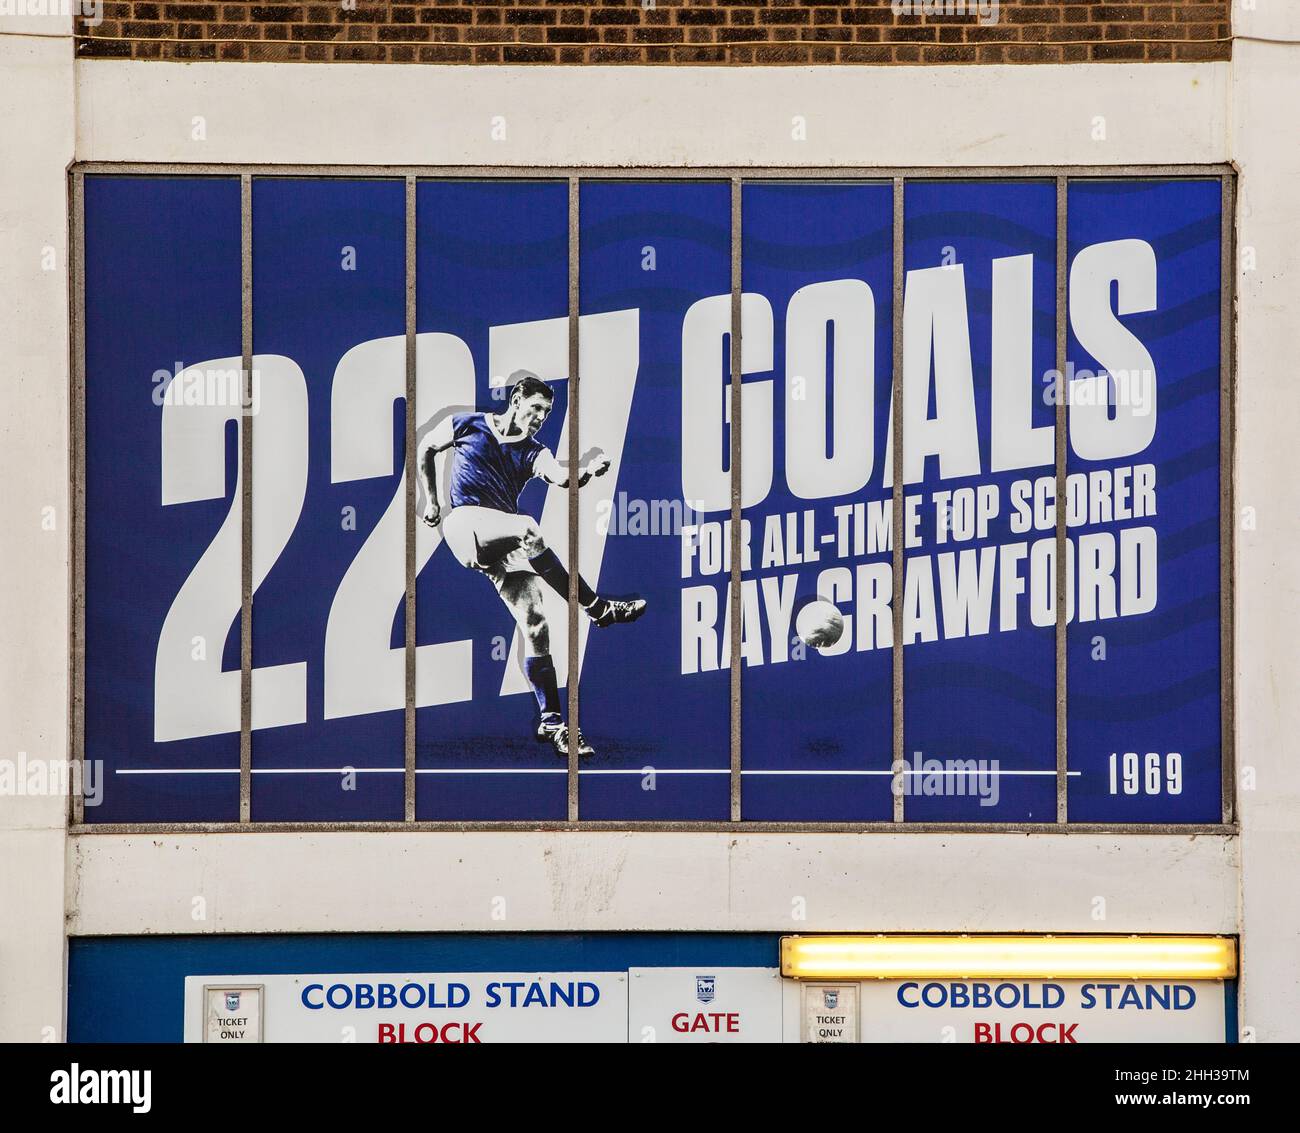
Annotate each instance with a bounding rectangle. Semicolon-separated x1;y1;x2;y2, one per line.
742;770;1083;777
117;768;403;776
117;769;237;775
577;769;729;775
117;767;1083;777
742;770;894;777
258;768;404;774
415;768;566;775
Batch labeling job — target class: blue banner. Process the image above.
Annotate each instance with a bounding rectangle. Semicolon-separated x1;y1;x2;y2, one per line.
79;175;1225;826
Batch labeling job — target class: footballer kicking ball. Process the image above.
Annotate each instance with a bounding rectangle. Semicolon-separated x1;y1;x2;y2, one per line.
796;599;845;649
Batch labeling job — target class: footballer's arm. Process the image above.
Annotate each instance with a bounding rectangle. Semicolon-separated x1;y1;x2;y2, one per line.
534;449;611;489
417;417;456;527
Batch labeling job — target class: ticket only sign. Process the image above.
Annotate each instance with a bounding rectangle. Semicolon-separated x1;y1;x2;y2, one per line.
183;973;627;1044
82;175;1224;824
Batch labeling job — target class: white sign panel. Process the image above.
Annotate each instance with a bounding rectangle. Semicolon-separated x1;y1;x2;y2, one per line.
857;980;1226;1043
801;983;860;1043
628;967;782;1043
203;985;262;1044
184;973;627;1044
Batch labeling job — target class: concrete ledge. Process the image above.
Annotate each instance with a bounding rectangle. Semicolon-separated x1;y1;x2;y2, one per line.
68;830;1239;936
74;61;1230;168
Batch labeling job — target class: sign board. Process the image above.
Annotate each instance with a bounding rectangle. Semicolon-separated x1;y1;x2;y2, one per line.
202;984;263;1043
82;175;1224;825
857;979;1226;1043
627;967;783;1043
801;983;860;1043
183;972;627;1044
184;969;1226;1043
782;978;1226;1043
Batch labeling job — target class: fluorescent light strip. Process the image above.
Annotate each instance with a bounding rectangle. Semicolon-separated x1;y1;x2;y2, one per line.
781;935;1237;980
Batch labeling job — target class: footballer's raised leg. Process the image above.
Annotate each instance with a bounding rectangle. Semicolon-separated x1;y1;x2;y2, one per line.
527;545;648;629
497;571;595;760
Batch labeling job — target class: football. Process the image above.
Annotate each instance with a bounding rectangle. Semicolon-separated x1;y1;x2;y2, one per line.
796;599;845;649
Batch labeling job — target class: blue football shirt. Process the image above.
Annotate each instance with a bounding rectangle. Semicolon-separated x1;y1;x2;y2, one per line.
446;412;547;514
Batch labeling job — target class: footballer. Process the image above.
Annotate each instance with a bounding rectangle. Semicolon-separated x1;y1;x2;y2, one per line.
417;370;646;759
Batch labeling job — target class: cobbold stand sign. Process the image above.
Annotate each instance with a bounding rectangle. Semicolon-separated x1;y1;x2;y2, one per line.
188;974;628;1044
782;935;1236;1044
183;940;1235;1043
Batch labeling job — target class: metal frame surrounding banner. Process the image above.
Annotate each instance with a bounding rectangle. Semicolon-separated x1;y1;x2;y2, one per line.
69;164;1236;832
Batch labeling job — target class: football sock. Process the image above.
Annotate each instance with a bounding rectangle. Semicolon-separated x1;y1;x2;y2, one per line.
529;547;600;609
523;654;562;718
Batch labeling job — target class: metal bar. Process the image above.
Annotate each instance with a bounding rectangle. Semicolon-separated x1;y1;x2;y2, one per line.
568;177;581;823
1056;176;1069;824
239;173;253;825
67;819;1238;836
891;177;906;823
69;162;1238;180
1220;173;1237;825
730;177;743;824
404;175;418;823
70;172;86;828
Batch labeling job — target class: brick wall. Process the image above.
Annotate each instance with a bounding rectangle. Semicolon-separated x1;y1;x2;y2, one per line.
75;1;1233;65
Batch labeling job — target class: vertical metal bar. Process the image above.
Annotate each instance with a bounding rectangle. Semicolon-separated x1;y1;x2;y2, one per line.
891;177;905;823
567;177;581;823
729;177;743;824
1220;173;1236;825
404;175;418;823
239;174;253;824
1055;176;1069;824
70;172;86;828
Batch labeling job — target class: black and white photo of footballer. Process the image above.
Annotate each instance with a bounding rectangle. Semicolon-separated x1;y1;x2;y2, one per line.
417;370;647;759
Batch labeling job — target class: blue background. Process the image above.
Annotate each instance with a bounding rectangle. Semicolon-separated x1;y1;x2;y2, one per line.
80;176;1225;826
576;181;732;819
68;933;778;1042
902;182;1059;821
1065;180;1222;822
250;179;407;820
740;182;895;820
84;177;243;823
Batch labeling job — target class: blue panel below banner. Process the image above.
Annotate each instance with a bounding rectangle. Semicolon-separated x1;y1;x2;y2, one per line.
67;933;780;1042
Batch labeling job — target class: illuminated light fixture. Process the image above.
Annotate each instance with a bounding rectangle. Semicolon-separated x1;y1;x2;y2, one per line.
780;935;1237;981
